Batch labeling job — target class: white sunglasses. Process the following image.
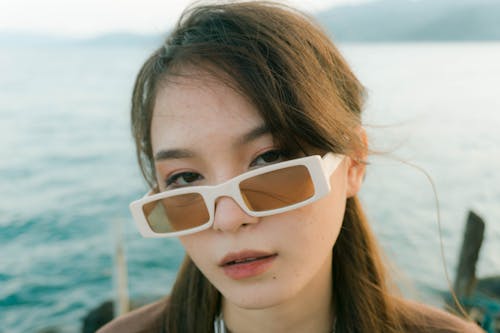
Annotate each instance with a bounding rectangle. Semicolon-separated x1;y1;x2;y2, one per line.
130;153;344;238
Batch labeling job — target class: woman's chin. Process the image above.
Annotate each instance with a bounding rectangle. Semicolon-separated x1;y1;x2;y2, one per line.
221;283;294;310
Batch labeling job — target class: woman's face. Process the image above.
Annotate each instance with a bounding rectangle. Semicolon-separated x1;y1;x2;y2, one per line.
150;70;359;310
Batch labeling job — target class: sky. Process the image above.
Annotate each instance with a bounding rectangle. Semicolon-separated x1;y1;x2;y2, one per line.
0;0;373;38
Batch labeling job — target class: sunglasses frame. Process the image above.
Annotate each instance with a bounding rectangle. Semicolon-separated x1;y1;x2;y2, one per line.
130;153;344;238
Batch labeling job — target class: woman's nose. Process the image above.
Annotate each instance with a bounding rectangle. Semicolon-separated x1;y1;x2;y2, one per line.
212;196;259;233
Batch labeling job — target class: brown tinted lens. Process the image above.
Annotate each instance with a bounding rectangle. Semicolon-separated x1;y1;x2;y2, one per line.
142;193;209;233
239;165;314;211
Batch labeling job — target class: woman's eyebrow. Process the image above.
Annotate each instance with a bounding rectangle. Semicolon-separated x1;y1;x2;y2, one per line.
155;125;270;161
236;124;270;147
155;148;194;161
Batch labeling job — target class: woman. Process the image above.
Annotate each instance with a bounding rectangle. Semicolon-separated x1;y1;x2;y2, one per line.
99;2;483;332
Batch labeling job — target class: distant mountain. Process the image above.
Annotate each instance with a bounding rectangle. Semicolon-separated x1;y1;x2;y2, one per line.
78;33;164;46
0;32;163;47
317;0;500;41
1;0;499;45
0;32;70;46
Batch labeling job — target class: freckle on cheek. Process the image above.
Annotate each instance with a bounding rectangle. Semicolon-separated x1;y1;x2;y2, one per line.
272;276;277;280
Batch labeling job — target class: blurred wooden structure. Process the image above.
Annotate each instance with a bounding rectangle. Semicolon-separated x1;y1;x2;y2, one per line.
449;210;500;332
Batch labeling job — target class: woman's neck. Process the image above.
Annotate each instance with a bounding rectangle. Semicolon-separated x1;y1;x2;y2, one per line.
222;255;335;333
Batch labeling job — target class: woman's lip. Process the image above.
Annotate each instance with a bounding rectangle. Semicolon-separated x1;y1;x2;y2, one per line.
221;254;278;280
219;250;276;267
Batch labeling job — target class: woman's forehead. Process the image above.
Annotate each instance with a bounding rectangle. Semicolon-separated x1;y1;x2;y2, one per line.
153;67;254;116
150;73;266;151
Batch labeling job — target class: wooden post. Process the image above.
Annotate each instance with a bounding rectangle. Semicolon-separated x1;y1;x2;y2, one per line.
113;218;130;317
453;210;485;299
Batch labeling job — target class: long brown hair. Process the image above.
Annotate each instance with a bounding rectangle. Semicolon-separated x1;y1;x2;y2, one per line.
131;2;409;332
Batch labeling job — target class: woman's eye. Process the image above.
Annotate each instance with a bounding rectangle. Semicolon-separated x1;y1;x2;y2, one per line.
251;150;287;167
165;172;203;188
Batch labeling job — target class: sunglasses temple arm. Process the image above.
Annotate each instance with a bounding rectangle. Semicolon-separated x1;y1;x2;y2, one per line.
322;153;344;176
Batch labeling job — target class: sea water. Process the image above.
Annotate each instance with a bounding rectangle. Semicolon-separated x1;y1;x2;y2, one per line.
1;41;499;332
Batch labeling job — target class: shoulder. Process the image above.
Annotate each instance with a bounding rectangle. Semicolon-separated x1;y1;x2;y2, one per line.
96;297;168;333
398;298;484;333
